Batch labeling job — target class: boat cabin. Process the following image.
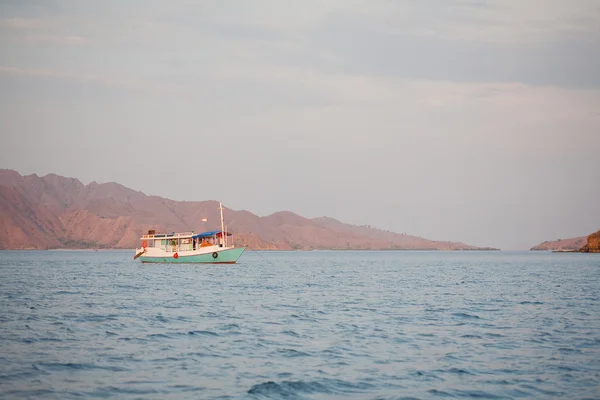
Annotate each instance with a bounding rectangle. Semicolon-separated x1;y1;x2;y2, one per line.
140;229;233;253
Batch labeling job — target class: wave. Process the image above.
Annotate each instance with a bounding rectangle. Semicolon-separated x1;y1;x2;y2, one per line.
188;330;218;336
276;349;311;358
35;362;127;372
452;312;482;319
247;379;374;398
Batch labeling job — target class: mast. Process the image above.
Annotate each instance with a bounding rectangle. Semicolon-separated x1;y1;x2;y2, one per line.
220;202;225;247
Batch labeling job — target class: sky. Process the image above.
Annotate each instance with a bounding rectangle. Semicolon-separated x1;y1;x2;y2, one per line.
1;0;599;250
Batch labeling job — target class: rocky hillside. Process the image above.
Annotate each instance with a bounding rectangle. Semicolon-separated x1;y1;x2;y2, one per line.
530;230;600;252
0;169;498;251
580;230;600;253
530;236;588;251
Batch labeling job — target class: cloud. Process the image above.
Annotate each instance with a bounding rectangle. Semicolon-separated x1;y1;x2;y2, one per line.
211;58;600;112
0;66;66;78
0;17;45;29
325;0;600;44
0;16;89;46
20;35;88;45
0;66;189;97
3;1;599;87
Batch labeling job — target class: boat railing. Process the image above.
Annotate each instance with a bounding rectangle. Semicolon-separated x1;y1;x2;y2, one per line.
167;244;217;252
142;232;195;239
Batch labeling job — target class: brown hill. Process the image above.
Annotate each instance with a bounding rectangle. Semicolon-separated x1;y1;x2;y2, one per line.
579;230;600;253
530;236;588;251
0;169;498;251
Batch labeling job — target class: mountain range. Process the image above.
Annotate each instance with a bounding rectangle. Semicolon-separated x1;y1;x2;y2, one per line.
0;169;500;251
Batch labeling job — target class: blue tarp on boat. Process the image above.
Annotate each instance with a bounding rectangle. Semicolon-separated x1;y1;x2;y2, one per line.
192;230;232;239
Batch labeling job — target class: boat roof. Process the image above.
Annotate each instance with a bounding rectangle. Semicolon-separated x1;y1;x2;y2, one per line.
192;230;232;239
142;230;232;240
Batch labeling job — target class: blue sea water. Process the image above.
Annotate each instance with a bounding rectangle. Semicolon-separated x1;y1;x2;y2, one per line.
0;250;599;399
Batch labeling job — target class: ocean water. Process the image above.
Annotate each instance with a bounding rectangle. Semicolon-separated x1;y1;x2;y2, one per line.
0;250;599;399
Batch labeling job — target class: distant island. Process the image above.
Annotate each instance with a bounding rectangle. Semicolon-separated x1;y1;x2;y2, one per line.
530;236;588;251
0;169;499;251
531;230;600;253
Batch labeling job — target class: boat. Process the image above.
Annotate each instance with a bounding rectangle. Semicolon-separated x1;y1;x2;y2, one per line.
133;202;246;264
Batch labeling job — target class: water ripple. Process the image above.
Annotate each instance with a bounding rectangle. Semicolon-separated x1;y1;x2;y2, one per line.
1;250;599;399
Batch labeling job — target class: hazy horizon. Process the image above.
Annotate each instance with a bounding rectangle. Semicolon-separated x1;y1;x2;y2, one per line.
2;1;599;250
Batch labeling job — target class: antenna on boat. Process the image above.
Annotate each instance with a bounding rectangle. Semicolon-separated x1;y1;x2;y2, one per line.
219;201;225;247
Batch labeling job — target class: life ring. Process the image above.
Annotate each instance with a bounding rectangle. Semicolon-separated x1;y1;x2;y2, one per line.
142;240;147;248
212;252;218;259
173;252;178;259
